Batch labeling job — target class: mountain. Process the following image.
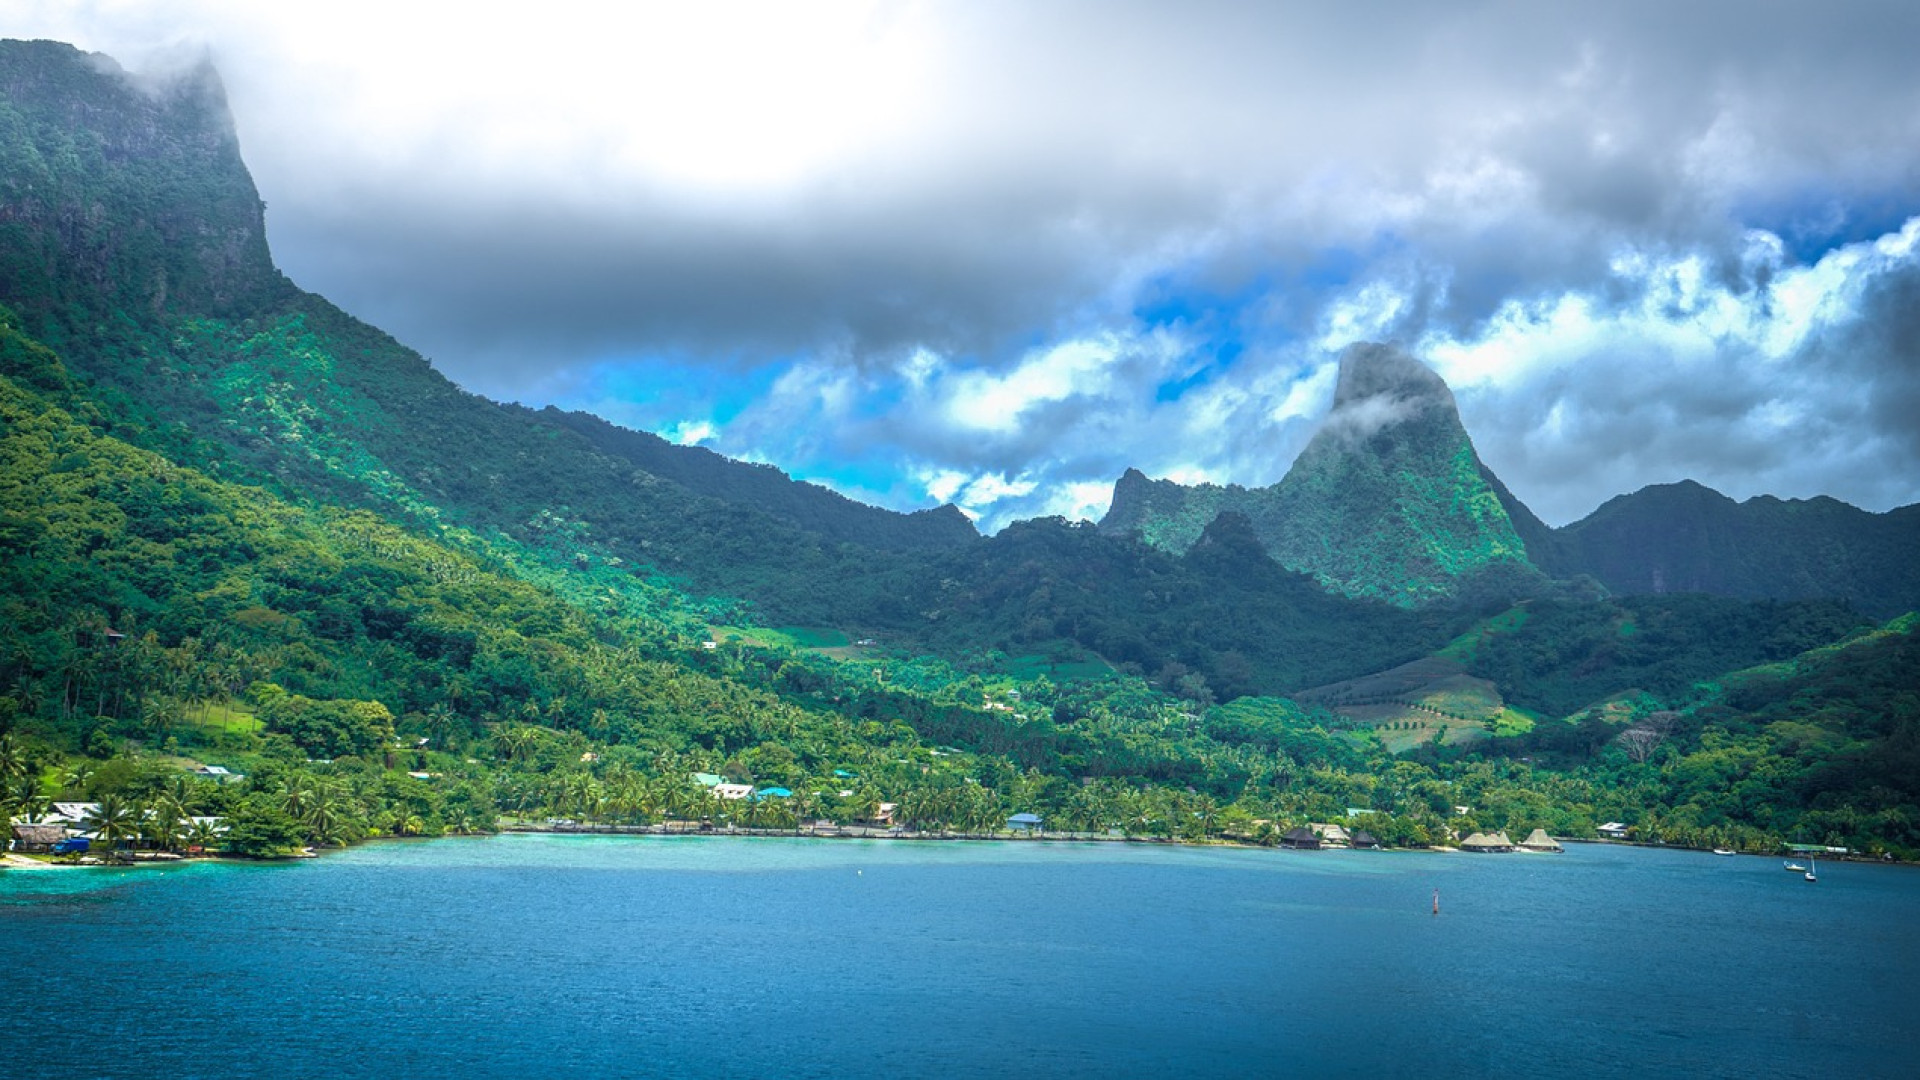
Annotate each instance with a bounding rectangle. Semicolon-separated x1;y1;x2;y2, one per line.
527;405;976;553
1102;342;1541;606
0;39;967;628
1542;481;1920;618
0;40;292;332
1102;344;1920;618
6;39;1920;861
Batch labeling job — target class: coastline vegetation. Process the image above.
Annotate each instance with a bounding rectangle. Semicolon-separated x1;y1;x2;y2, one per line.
2;38;1917;869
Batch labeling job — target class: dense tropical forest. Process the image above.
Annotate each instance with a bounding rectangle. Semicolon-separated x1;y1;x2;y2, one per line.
2;38;1917;862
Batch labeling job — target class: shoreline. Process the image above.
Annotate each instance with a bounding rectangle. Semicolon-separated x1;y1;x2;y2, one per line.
12;824;1906;868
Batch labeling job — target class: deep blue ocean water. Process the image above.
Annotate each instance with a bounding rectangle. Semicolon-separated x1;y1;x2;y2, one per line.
3;835;1915;1079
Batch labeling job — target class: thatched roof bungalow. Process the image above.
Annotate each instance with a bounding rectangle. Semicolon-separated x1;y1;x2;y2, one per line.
1350;830;1381;849
1309;823;1350;846
1281;826;1321;849
11;823;68;851
1519;828;1563;852
1459;831;1515;853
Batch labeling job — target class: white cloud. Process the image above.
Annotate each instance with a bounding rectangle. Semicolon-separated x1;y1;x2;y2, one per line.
9;2;1920;531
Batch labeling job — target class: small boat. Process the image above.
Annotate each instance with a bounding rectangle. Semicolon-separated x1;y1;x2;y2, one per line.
1712;848;1736;856
1805;860;1817;883
1784;861;1807;872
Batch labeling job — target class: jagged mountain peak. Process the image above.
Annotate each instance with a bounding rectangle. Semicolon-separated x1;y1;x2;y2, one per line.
1101;342;1538;605
1330;341;1452;410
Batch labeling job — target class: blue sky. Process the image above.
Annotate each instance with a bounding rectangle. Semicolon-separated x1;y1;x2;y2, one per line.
11;0;1920;529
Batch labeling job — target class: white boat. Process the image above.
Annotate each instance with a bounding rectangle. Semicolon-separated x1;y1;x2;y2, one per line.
1805;859;1817;883
1712;848;1736;856
1784;860;1807;872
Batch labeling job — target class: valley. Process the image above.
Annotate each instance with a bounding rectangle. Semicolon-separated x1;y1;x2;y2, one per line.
1;38;1916;864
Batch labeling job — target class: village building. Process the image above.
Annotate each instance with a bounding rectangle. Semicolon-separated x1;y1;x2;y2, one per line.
1309;822;1351;847
1519;828;1563;852
45;802;99;828
11;823;69;852
1007;812;1044;833
1597;822;1631;840
712;783;754;801
1350;830;1381;849
1280;826;1321;849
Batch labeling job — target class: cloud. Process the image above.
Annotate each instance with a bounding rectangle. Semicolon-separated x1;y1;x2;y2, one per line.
1412;218;1920;524
8;1;1920;529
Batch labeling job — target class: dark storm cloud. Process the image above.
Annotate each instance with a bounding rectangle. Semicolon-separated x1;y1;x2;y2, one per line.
15;0;1920;526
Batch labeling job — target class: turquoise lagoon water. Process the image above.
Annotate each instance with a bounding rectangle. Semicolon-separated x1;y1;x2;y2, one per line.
3;835;1915;1078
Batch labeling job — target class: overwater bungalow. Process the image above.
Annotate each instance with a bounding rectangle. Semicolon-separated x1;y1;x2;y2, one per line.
1459;831;1515;853
1518;828;1563;852
1350;830;1381;849
1309;823;1351;847
1280;826;1321;849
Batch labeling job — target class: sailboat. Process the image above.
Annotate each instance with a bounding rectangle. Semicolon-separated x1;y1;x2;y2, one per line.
1784;859;1808;872
1805;859;1818;883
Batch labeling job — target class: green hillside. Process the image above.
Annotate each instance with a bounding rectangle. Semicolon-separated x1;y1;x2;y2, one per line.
2;37;1917;861
1101;344;1544;606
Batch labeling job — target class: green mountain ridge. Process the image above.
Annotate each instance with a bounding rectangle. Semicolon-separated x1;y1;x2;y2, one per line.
1540;480;1920;617
1102;349;1920;616
2;38;1917;859
1101;342;1542;606
527;404;977;554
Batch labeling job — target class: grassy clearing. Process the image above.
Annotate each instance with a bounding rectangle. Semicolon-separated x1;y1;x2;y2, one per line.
1000;654;1114;681
710;625;851;652
178;700;262;735
1434;604;1532;663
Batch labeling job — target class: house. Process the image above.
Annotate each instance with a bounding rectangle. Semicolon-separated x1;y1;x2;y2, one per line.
195;764;237;781
1350;830;1381;849
1597;822;1631;840
1280;826;1321;849
11;823;69;852
1007;812;1044;832
753;787;793;799
1309;823;1351;847
1459;831;1515;853
712;784;754;801
1519;828;1563;853
691;773;725;788
46;802;99;827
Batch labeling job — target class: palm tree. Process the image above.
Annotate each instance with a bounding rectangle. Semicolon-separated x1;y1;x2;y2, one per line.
143;805;185;853
305;780;350;846
424;702;462;749
282;775;318;821
83;793;139;855
8;774;49;823
59;761;94;797
184;817;221;856
0;731;25;784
